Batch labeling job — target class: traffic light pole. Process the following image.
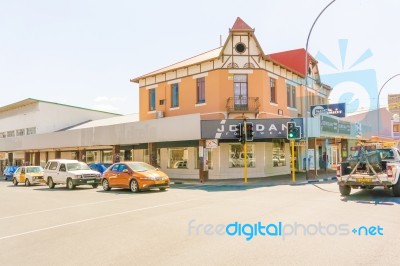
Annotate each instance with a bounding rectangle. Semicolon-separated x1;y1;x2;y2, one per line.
243;119;248;183
291;140;295;182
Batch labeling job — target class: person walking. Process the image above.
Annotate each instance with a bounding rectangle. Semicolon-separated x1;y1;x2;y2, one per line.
322;152;329;172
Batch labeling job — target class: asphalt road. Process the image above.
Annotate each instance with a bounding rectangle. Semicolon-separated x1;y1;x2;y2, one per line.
0;179;399;266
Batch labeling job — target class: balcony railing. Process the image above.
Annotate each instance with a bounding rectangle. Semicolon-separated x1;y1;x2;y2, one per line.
226;97;260;114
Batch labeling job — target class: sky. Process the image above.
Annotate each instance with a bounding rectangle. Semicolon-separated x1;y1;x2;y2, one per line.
1;0;399;115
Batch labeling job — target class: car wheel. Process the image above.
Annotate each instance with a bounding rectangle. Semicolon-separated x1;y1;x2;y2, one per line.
130;179;139;193
159;187;167;191
339;185;351;196
92;184;98;189
102;179;111;191
67;178;75;190
13;178;18;186
25;178;30;187
392;178;400;197
48;177;55;189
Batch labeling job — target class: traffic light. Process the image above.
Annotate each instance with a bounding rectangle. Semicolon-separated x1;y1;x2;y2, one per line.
246;122;254;141
234;123;243;142
287;122;301;140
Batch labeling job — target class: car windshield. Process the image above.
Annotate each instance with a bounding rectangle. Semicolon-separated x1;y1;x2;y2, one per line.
67;162;90;171
126;162;156;172
26;167;43;173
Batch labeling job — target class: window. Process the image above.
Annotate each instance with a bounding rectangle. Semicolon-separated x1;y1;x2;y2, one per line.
16;129;25;136
49;162;58;170
0;132;5;138
60;164;66;172
196;77;205;104
26;127;36;135
286;84;296;108
7;131;15;138
229;144;255;168
272;140;286;167
393;124;399;132
149;88;156;111
171;83;179;108
111;164;120;172
168;148;188;169
270;78;276;103
102;150;113;163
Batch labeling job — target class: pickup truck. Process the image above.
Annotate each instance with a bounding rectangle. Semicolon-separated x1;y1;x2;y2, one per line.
337;146;400;197
44;159;102;189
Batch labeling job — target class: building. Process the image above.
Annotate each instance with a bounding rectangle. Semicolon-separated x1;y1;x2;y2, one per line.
1;18;367;180
0;98;120;170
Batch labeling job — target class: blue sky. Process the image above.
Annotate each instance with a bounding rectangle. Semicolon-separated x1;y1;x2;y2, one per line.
1;0;399;115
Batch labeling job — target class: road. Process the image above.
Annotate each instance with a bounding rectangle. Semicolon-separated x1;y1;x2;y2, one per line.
0;179;399;266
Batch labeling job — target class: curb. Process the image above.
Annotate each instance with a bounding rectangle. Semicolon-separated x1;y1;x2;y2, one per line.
171;177;337;186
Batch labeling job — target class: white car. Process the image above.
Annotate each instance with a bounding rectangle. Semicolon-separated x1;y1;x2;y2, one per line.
13;166;45;186
44;159;101;189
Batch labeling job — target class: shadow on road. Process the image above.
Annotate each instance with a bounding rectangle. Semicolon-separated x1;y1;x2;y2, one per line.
340;188;400;205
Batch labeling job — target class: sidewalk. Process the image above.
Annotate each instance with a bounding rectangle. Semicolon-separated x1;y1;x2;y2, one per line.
170;169;337;187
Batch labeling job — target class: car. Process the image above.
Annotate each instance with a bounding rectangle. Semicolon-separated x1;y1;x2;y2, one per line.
102;162;170;193
3;166;18;181
88;163;112;174
12;166;45;186
44;159;102;189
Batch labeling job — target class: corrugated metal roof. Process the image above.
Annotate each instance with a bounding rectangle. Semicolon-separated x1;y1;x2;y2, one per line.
67;113;139;130
0;98;122;115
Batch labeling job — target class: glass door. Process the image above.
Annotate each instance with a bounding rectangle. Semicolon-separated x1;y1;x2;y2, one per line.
233;75;248;111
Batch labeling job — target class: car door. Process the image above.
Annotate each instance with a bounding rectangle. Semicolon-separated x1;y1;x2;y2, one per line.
117;164;130;187
58;163;67;184
108;164;121;187
20;167;26;183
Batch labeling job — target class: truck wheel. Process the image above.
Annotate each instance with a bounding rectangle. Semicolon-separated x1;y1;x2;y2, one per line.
392;179;400;197
339;185;351;196
67;178;75;190
48;177;55;189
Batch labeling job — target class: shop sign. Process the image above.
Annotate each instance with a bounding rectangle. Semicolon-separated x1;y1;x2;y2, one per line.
201;118;304;140
320;116;351;135
311;103;346;117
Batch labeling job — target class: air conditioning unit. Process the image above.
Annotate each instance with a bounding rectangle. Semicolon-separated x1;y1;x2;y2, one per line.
155;111;165;119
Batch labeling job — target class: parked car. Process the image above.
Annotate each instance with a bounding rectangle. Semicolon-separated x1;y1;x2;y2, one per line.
102;162;170;193
88;163;112;174
44;159;102;189
12;166;45;186
3;166;18;181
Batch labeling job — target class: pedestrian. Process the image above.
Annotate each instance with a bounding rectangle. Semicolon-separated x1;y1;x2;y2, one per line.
322;152;329;172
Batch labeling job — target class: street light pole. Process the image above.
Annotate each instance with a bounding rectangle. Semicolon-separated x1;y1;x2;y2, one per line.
304;0;336;179
377;73;400;137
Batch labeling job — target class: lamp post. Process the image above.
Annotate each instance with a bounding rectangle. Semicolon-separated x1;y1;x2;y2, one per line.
304;0;336;179
377;73;400;137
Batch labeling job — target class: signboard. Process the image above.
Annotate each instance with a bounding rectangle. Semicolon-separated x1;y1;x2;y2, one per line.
311;103;346;118
205;139;219;149
201;118;304;140
320;115;351;135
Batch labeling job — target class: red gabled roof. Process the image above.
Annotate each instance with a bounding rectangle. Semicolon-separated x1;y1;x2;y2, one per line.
268;48;317;77
231;17;253;31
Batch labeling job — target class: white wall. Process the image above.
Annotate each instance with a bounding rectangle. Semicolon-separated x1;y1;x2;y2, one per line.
0;101;119;136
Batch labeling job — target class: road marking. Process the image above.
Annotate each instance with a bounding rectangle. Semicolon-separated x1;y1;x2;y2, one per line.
0;198;198;241
0;196;146;220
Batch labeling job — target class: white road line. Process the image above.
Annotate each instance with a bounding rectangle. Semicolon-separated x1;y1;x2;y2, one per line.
0;198;198;241
0;196;141;220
